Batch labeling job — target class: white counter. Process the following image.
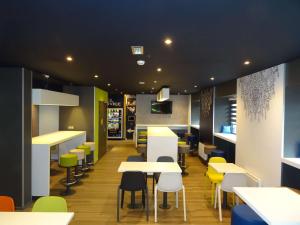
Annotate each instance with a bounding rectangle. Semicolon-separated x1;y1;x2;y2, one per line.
32;131;85;146
0;212;74;225
147;127;178;162
214;132;236;144
282;157;300;170
32;131;86;196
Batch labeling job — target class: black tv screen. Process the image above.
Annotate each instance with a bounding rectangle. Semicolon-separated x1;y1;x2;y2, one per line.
151;101;172;114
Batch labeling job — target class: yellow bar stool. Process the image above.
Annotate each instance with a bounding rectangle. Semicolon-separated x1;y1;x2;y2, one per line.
84;142;95;166
69;149;85;180
206;157;227;205
77;144;91;172
59;153;78;195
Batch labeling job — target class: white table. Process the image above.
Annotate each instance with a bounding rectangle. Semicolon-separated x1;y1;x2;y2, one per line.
32;131;86;196
234;187;300;225
118;161;182;173
147;127;178;162
0;212;74;225
208;163;246;174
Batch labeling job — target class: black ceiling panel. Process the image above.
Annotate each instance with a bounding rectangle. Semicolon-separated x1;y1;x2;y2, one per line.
0;0;300;94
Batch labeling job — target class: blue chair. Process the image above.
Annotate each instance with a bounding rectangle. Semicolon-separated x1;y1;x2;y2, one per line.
231;205;267;225
210;149;225;158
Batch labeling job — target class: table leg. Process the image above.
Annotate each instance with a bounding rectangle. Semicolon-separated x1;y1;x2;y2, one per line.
159;192;171;209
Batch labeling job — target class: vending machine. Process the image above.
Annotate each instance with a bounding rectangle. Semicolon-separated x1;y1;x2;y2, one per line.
107;108;123;139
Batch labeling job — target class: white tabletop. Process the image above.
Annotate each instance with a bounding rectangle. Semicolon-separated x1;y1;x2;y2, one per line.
147;127;177;137
0;212;74;225
209;163;246;174
118;162;182;173
234;187;300;225
32;131;86;146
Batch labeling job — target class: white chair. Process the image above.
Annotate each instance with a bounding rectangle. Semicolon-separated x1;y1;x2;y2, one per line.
214;173;248;221
154;172;187;222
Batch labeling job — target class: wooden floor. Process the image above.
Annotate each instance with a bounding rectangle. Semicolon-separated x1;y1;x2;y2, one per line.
27;140;231;224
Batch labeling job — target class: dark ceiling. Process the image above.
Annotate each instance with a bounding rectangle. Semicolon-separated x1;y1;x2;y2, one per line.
1;0;300;94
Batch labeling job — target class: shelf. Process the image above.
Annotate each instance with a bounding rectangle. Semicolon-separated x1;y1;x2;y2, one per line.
282;158;300;170
214;132;236;144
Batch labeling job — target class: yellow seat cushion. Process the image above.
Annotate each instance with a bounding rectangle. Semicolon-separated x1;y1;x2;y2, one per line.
207;172;224;183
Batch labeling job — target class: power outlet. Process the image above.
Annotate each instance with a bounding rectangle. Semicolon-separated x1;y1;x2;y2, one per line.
68;125;74;130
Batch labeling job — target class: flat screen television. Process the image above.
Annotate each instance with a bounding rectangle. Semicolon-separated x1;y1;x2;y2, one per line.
151;101;172;114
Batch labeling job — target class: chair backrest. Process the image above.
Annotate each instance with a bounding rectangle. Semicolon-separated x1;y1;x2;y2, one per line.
207;157;227;174
32;196;67;212
0;196;15;211
120;171;147;191
127;155;144;162
157;173;183;192
157;156;174;162
221;173;248;193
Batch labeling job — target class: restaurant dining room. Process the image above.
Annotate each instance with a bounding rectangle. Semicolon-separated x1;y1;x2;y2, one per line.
1;1;300;225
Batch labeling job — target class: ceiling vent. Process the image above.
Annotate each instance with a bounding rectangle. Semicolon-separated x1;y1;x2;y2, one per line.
157;87;170;102
131;46;144;55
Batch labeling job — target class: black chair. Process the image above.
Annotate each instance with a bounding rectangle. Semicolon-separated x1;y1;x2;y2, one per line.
121;155;145;209
152;156;174;194
117;171;149;221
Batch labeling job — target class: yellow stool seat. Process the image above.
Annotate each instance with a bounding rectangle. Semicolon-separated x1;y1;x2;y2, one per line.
77;145;91;156
60;154;77;168
178;141;187;146
207;172;224;183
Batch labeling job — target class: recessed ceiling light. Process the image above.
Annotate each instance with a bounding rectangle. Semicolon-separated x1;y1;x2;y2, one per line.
164;38;172;45
66;56;73;62
107;83;111;87
131;46;144;55
137;60;145;66
94;74;99;78
115;88;118;91
210;77;215;81
157;67;162;72
44;74;50;79
151;87;155;90
184;90;187;93
244;60;251;65
120;91;123;95
194;85;198;88
153;80;157;83
141;91;145;94
139;81;145;85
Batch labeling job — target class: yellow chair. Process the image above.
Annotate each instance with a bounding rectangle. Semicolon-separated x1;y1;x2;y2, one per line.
206;157;226;205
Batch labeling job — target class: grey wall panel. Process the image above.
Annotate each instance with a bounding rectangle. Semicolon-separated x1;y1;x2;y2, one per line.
60;86;94;141
0;67;31;208
284;58;300;157
191;92;200;126
136;94;189;125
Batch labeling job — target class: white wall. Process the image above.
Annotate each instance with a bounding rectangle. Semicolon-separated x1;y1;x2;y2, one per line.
236;64;285;186
136;94;189;125
39;106;59;135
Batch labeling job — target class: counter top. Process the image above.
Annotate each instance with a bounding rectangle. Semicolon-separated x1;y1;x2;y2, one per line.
282;157;300;170
147;127;177;137
32;131;86;146
214;132;236;144
137;124;188;128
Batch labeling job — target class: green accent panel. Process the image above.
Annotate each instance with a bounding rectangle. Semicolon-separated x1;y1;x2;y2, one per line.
77;145;91;155
32;196;68;212
94;87;108;163
60;154;77;167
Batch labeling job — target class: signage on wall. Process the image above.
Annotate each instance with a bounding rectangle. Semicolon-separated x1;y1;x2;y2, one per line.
108;94;124;108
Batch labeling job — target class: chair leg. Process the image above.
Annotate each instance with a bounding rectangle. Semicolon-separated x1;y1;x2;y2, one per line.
142;189;145;208
145;188;149;221
176;192;179;208
211;182;215;205
152;175;155;194
154;185;158;223
214;184;218;209
117;188;121;222
121;190;124;208
183;186;187;222
217;185;222;222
